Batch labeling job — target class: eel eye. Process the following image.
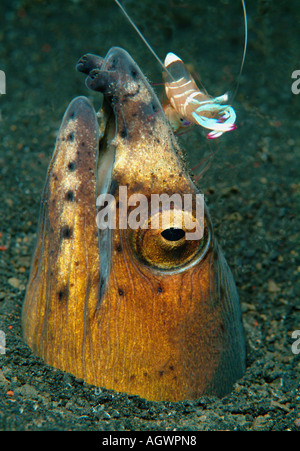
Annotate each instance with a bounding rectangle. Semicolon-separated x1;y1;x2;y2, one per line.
129;208;210;271
161;227;185;241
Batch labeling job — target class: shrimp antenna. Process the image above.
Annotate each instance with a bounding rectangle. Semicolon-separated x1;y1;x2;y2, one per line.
114;0;175;80
232;0;248;100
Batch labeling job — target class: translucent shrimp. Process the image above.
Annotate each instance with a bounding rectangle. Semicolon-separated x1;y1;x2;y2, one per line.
163;52;237;139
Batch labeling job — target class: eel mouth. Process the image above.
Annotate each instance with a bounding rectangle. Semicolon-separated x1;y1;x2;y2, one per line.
76;52;117;198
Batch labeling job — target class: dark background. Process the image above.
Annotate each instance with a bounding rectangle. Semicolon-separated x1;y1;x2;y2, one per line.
0;0;299;430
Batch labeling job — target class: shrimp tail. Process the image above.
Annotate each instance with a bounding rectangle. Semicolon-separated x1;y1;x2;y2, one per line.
192;102;237;139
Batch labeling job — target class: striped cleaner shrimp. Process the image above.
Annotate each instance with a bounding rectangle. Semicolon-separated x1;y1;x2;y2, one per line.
163;52;236;139
115;0;248;140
